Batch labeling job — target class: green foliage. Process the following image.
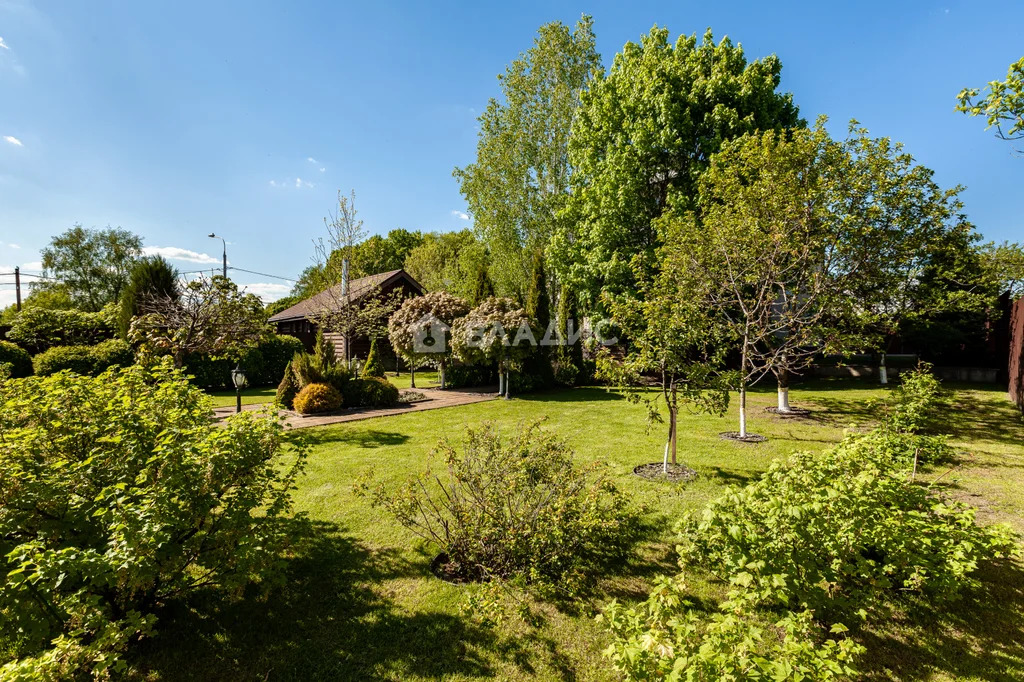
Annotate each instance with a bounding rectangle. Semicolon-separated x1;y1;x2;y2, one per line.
117;255;179;338
0;285;74;325
454;16;600;300
550;26;802;308
351;229;424;278
275;360;299;409
980;240;1024;298
0;341;33;378
0;362;306;677
602;578;864;681
293;382;343;414
403;229;489;302
32;339;133;377
882;363;946;435
342;376;400;408
451;297;533;370
362;339;386;378
678;430;1017;623
360;422;644;600
6;306;115;354
388;291;471;386
442;363;494;389
179;334;303;390
956;56;1024;149
37;225;143;312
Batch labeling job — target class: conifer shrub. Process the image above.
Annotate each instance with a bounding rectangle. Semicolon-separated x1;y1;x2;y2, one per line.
361;339;386;378
292;382;343;414
276;360;299;409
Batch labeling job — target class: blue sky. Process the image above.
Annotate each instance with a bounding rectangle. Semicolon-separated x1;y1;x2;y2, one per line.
0;0;1020;307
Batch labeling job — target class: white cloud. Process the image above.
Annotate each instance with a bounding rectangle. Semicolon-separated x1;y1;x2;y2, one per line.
3;136;23;147
450;210;470;221
0;37;9;50
7;243;20;249
295;177;314;188
241;282;290;302
319;167;326;173
142;246;221;265
306;157;317;164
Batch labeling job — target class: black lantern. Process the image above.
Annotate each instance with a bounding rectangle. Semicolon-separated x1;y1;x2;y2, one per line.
231;364;247;413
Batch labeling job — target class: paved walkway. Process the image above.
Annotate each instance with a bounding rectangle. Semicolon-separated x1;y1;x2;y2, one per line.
212;386;498;430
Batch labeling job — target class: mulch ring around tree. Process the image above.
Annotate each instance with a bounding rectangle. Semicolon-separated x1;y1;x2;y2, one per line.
632;462;698;482
719;432;768;443
430;552;488;585
764;406;813;418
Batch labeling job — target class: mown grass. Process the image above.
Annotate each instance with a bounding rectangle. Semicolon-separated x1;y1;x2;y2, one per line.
206;386;277;408
134;379;1024;681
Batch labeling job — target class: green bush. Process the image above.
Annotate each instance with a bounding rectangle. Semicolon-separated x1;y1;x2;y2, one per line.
678;429;1017;623
0;361;306;677
32;345;96;376
360;422;644;599
443;363;494;389
884;363;945;434
602;578;864;681
180;335;304;390
342;376;400;407
5;305;115;354
276;360;299;409
0;341;32;378
181;352;233;390
33;340;135;377
292;382;343;414
362;338;386;378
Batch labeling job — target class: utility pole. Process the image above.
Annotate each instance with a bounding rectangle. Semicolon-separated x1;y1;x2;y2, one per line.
14;266;21;311
208;233;228;278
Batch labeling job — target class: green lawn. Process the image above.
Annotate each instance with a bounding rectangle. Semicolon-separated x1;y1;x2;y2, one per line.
134;379;1024;681
388;369;440;389
206;386;277;408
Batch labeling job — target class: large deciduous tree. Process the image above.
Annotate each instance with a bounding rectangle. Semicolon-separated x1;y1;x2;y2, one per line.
38;225;143;311
548;27;803;311
402;229;489;301
956;56;1024;152
388;291;470;389
981;241;1024;299
454;15;600;301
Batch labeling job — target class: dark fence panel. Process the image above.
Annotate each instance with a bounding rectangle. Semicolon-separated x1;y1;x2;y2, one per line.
1010;297;1024;410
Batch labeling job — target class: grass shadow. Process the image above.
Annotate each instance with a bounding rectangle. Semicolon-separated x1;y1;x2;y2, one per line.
859;558;1024;681
295;428;412;449
130;518;535;681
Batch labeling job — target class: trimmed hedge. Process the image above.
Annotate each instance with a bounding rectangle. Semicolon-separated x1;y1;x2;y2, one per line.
182;334;305;390
0;341;33;378
5;306;115;354
33;339;135;377
293;382;343;414
342;376;400;408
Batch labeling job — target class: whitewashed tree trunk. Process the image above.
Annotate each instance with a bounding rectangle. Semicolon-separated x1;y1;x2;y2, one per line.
777;385;790;411
498;369;504;396
879;353;888;385
439;360;446;389
662;439;670;473
739;384;748;438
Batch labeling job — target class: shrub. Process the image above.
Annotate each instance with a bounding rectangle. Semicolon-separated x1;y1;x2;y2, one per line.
0;341;32;378
362;338;386;378
444;363;494;389
91;338;134;371
239;334;305;386
360;422;644;599
0;362;306;677
678;429;1017;623
181;352;233;389
32;344;96;376
293;382;343;414
276;360;299;409
342;376;400;407
602;578;864;681
6;306;115;354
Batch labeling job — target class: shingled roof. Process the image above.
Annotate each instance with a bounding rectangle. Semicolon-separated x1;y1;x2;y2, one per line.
268;269;423;323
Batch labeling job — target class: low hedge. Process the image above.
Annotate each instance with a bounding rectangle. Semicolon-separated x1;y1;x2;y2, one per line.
6;306;115;354
182;334;304;390
33;339;135;377
0;340;33;378
342;376;399;408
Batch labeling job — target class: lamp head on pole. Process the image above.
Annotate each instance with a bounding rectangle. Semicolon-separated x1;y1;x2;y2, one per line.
231;364;247;389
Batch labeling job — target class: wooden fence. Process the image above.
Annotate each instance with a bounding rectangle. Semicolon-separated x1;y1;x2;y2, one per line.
1010;296;1024;410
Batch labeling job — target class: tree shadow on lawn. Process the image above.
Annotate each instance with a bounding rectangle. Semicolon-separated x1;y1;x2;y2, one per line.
515;387;625;403
293;428;412;449
857;558;1024;681
131;518;538;681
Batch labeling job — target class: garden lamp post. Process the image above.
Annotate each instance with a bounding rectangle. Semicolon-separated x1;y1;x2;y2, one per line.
231;364;247;413
208;233;228;278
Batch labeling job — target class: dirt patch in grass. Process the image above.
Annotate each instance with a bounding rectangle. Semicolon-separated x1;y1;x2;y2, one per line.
632;462;697;482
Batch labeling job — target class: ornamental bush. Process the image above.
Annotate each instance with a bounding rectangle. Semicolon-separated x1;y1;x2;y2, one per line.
276;360;299;409
0;361;306;678
6;305;115;354
342;376;400;408
678;429;1017;623
360;422;644;599
0;341;32;378
361;339;386;378
602;578;864;681
292;382;343;414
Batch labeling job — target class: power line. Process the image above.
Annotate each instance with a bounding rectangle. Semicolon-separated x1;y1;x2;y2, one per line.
228;266;297;282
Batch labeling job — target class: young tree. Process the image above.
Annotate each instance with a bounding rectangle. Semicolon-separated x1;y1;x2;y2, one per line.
388;291;470;389
117;255;179;338
549;27;803;312
451;297;532;399
454;15;601;301
38;225;143;311
130;275;268;368
956;56;1024;152
660;124;872;438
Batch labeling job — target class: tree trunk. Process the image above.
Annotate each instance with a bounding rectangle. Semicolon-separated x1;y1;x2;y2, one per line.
669;407;677;466
739;336;749;437
777;366;791;412
879;353;888;385
439;359;446;389
498;368;504;396
504;365;511;400
410;365;416;389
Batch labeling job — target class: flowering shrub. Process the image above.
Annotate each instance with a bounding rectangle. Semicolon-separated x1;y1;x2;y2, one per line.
0;361;306;678
602;578;864;681
0;340;33;378
678;430;1017;622
359;422;644;600
293;382;343;414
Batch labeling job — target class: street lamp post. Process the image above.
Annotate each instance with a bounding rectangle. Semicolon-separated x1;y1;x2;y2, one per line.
208;233;227;278
231;364;247;413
